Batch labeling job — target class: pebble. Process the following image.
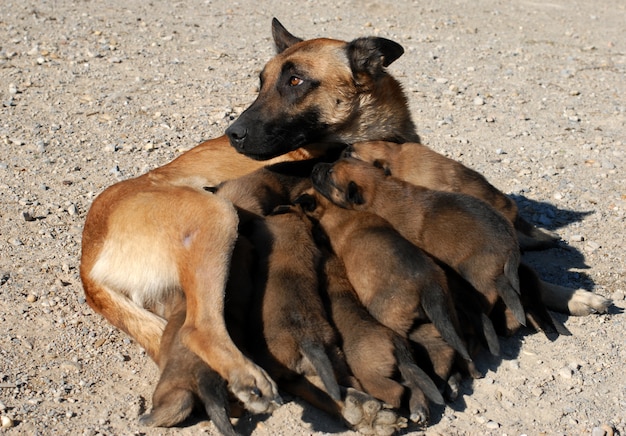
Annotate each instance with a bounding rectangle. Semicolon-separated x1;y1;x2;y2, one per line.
558;367;573;379
67;204;78;216
8;237;24;246
611;290;624;301
485;420;500;429
26;294;38;303
570;234;584;242
1;415;14;428
473;96;485;105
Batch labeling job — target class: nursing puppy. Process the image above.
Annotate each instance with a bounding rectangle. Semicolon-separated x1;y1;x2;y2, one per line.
319;251;444;424
246;205;342;403
311;158;526;326
297;190;470;363
139;294;239;436
345;140;558;251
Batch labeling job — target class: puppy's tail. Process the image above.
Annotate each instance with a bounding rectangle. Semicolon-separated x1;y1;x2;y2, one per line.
421;283;471;362
496;253;526;326
393;335;444;406
301;341;341;401
514;214;560;251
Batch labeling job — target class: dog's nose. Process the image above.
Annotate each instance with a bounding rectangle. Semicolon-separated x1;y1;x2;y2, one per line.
226;124;248;149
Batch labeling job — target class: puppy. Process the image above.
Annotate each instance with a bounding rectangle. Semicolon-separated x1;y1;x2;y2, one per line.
297;190;470;363
139;293;239;436
345;140;559;251
246;205;342;402
311;157;526;327
319;250;444;424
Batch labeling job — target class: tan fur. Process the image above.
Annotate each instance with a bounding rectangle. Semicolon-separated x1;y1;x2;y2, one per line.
347;140;558;251
80;18;417;417
311;158;526;325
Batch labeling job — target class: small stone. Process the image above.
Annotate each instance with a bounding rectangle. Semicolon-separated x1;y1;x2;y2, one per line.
23;211;36;222
553;192;563;200
592;426;607;436
584;241;600;253
570;234;584;242
558;366;573;379
1;415;13;428
436;77;448;84
8;83;18;94
485;420;500;429
8;237;23;246
509;360;520;370
474;96;485;105
67;204;78;216
26;294;37;303
610;290;624;301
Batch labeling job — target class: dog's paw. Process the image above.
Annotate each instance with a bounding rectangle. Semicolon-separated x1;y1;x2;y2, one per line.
228;363;282;414
342;388;407;435
568;289;612;316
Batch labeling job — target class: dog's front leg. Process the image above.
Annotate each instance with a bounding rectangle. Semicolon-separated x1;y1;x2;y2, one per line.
176;196;281;413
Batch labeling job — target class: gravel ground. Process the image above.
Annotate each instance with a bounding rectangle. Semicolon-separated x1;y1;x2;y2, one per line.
0;0;624;435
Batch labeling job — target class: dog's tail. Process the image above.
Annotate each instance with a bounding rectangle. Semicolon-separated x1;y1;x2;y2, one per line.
495;253;527;326
393;335;444;407
301;341;341;401
421;282;471;362
514;215;560;251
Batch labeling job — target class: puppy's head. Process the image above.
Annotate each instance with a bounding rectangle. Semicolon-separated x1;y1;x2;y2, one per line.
310;158;384;209
344;141;399;175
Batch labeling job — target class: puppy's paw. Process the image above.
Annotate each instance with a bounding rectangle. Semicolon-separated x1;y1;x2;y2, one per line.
568;289;612;316
342;388;407;435
228;363;282;414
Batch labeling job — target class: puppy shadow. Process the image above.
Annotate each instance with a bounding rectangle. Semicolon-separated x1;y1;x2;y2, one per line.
510;194;593;233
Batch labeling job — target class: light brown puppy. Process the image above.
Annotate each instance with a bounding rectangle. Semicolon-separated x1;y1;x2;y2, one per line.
80;18;423;419
298;190;470;360
319;251;444;424
311;158;526;326
345;140;558;251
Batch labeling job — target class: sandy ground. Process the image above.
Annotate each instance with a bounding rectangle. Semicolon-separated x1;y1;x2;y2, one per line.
0;0;624;435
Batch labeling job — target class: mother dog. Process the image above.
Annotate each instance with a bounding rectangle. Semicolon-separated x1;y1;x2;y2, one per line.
80;18;610;420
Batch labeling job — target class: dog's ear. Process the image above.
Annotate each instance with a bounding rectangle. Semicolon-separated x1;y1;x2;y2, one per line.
346;181;365;205
372;159;392;176
272;18;303;53
346;37;404;78
293;193;317;212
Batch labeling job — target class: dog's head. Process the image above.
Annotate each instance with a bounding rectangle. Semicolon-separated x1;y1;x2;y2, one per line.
310;157;385;209
226;18;411;160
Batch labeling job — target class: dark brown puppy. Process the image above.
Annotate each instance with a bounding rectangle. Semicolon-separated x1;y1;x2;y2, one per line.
319;250;444;424
345;140;558;251
246;206;341;402
298;190;470;363
311;158;526;327
139;294;239;436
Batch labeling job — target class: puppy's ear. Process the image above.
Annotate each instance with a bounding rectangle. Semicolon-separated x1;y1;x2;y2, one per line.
346;181;365;205
372;159;392;176
272;18;303;53
346;37;404;79
293;193;317;212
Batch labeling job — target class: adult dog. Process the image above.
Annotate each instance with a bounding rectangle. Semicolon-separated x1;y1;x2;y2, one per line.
80;18;421;424
80;17;610;423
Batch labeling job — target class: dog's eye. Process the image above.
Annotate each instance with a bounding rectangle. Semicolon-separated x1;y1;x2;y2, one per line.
289;76;304;87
